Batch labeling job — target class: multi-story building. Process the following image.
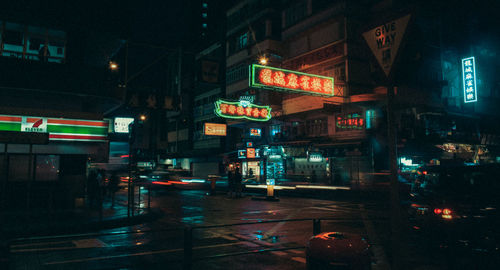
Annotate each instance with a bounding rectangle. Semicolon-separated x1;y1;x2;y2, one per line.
0;6;125;210
220;0;498;188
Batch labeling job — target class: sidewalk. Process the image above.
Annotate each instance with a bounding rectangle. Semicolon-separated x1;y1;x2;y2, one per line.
0;188;160;240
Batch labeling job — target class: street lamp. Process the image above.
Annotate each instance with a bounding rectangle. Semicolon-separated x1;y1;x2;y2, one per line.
139;114;147;121
109;61;119;71
259;57;268;65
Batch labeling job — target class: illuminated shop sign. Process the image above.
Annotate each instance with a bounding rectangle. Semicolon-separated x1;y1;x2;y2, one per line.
336;113;364;131
249;128;262;137
246;142;253;147
462;56;477;103
204;123;227;136
247;148;256;158
308;153;323;162
0;114;108;142
250;64;334;96
114;117;134;133
215;99;271;122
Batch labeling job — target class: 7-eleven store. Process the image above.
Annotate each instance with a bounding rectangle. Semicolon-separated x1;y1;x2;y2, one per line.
0;114;109;210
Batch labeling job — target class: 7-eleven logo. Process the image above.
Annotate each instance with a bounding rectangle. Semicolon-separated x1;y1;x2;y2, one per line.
21;117;47;133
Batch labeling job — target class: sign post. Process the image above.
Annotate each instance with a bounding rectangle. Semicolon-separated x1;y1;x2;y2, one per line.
363;14;411;270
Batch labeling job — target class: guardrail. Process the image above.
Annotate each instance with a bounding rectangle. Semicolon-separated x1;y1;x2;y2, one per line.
5;217;372;270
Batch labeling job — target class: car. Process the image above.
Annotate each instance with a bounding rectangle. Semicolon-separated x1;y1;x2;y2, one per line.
407;164;500;267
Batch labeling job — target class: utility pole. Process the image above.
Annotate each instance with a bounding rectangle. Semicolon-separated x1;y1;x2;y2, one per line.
363;14;411;270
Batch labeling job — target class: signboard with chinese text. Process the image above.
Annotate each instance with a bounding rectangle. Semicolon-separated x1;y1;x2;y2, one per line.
250;64;334;96
363;15;411;77
247;148;256;158
462;56;477;103
214;99;271;122
0;114;108;142
246;142;253;148
238;150;246;159
204;123;227;136
336;113;364;131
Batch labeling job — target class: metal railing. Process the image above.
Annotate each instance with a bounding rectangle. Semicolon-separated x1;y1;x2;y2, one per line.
4;216;371;270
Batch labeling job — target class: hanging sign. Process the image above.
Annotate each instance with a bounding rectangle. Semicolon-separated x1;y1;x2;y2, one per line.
462;56;477;103
214;99;271;122
249;64;334;96
204;123;227;136
249;128;262;137
362;14;411;77
336;113;365;131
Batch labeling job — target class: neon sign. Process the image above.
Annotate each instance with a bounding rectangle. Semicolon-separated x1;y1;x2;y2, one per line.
250;64;334;96
462;56;477;103
249;128;262;137
247;148;256;158
214;99;271;121
336;113;364;131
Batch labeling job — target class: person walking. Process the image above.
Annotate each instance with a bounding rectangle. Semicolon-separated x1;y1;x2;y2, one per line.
234;167;242;198
108;171;120;207
227;168;234;198
87;169;98;209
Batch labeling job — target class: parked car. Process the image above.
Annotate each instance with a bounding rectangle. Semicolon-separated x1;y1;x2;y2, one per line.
408;164;500;267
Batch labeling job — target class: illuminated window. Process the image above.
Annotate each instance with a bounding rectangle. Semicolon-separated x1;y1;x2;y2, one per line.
238;33;248;49
270;125;281;136
202;23;208;28
202;2;208;8
202;12;207;18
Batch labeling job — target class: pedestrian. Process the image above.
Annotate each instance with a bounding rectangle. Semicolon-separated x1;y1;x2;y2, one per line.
108;171;120;207
96;169;106;207
234;167;242;198
87;169;98;208
227;168;234;198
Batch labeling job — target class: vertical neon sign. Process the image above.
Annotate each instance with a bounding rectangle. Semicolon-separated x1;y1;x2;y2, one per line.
462;56;477;103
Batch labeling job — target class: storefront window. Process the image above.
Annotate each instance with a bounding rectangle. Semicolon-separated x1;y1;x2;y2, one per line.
8;155;32;181
35;155;60;181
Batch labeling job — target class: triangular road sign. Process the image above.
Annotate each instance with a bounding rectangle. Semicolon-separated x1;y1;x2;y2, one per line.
363;14;411;77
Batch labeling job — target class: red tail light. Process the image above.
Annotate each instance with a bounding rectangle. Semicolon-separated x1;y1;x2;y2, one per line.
442;208;452;215
434;208;442;214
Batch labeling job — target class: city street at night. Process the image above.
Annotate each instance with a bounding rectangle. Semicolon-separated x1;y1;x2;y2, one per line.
7;187;448;270
1;0;500;269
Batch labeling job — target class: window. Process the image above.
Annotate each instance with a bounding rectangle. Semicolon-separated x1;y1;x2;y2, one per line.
202;2;208;8
35;155;60;181
202;12;207;18
202;23;208;29
226;64;249;85
3;30;23;46
238;33;248;50
270;125;281;136
8;155;32;181
284;0;307;28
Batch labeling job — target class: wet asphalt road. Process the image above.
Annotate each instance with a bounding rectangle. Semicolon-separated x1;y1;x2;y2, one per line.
8;188;441;270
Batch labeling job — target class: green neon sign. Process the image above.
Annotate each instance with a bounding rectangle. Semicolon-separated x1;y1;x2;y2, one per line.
214;99;271;122
249;64;334;96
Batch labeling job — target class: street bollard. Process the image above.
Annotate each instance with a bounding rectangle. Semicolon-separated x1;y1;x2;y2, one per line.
183;227;193;270
313;219;321;235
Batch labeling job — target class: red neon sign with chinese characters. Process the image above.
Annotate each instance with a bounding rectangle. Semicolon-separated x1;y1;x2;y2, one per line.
215;99;271;122
250;64;334;96
336;113;364;131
